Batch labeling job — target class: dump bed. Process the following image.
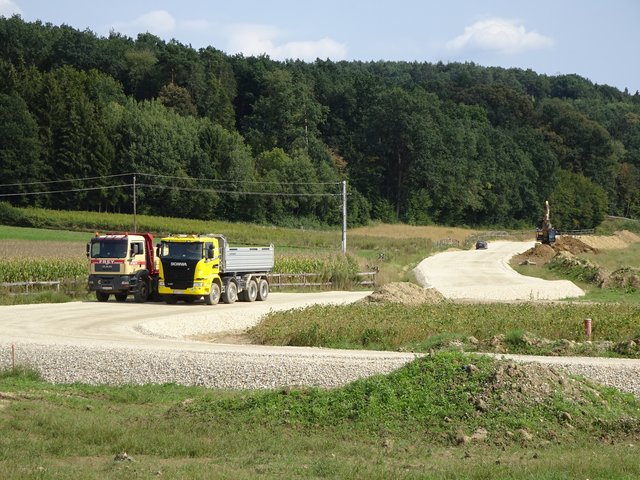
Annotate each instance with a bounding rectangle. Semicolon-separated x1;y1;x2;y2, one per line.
222;245;274;273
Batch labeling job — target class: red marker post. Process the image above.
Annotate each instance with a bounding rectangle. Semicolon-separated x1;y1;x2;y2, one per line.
584;318;592;341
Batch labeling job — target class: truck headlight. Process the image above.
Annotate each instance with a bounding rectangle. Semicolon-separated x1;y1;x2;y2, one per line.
159;281;165;287
193;282;203;287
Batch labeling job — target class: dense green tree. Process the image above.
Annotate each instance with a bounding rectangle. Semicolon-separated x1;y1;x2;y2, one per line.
1;16;639;227
158;82;197;116
0;93;43;204
549;169;608;229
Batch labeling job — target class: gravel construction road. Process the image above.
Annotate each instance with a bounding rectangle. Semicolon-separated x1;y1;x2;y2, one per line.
1;244;639;396
0;292;419;389
414;241;585;301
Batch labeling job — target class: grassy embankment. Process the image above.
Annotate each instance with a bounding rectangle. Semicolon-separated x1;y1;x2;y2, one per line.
1;353;640;479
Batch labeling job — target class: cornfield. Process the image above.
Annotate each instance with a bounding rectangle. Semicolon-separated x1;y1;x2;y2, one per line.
0;258;86;282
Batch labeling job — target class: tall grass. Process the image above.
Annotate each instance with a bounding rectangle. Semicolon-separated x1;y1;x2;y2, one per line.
250;301;640;351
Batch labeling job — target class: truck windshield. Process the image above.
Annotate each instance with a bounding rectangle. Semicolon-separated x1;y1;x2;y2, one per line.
159;242;203;260
91;239;127;259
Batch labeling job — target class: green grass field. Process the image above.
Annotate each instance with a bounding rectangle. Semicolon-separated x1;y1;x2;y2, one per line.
1;353;639;479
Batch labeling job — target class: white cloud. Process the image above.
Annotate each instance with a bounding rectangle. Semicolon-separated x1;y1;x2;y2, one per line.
112;10;176;37
227;23;347;61
0;0;22;16
447;18;554;55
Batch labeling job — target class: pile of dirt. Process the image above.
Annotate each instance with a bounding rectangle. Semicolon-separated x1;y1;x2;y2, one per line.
365;282;445;305
553;236;598;255
516;236;597;266
579;230;640;250
601;267;640;290
516;243;556;265
470;361;602;410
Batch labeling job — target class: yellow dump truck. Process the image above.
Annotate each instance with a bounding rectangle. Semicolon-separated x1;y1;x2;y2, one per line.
157;234;274;305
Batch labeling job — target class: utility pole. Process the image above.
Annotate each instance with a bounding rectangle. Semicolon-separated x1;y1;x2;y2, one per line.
341;180;347;254
133;174;137;232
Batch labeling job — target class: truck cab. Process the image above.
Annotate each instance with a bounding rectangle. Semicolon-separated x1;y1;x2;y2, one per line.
87;233;158;302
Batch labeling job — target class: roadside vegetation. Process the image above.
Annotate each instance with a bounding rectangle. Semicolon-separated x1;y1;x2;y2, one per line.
1;353;640;479
251;301;640;358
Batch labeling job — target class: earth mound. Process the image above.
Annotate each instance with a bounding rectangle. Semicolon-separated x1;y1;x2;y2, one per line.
516;236;597;266
553;236;598;255
517;243;556;264
579;230;640;249
471;360;602;410
365;282;445;305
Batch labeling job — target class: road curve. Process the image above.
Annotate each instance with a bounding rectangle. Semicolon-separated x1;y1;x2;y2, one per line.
414;241;585;301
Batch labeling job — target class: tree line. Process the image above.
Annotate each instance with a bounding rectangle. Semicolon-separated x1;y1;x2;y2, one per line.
1;16;639;229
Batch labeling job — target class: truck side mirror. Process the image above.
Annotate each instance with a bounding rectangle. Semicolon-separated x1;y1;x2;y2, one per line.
86;243;90;258
207;245;214;259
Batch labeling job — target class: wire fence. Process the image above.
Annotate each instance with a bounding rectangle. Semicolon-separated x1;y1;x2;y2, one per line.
0;271;378;296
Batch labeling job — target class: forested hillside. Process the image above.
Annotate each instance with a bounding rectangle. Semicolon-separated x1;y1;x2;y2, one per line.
1;16;639;229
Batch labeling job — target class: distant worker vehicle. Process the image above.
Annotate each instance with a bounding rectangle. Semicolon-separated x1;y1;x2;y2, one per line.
536;200;557;245
475;240;488;250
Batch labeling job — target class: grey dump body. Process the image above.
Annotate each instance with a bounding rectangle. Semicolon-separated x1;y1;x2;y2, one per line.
222;246;274;273
204;234;274;273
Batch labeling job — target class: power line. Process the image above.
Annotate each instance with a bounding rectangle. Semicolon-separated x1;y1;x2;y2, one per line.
0;182;343;198
137;172;340;186
0;173;135;188
136;183;341;197
0;184;131;197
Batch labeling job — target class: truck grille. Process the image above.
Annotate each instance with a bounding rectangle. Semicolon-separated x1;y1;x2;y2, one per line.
162;259;198;289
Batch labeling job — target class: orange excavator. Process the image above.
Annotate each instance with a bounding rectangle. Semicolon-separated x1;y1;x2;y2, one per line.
536;200;556;245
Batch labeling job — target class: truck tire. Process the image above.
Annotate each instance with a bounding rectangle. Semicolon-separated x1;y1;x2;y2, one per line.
164;295;178;304
96;291;110;302
115;293;128;302
134;279;149;303
222;280;238;304
205;282;221;305
256;278;269;301
244;279;258;302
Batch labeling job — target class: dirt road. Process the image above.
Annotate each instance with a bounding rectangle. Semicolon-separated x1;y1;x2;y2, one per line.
414;241;585;301
0;291;373;352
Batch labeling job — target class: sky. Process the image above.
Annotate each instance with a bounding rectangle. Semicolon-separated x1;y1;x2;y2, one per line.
2;0;639;93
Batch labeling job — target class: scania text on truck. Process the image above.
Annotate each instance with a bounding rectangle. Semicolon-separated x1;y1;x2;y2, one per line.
157;234;274;305
87;232;159;302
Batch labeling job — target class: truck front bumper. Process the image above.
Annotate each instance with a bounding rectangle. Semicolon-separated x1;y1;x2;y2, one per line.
158;281;210;296
88;274;136;293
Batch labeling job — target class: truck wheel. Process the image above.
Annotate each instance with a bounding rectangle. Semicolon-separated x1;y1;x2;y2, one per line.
115;293;128;302
256;279;269;301
244;279;258;302
96;291;110;302
134;280;149;303
222;281;238;304
164;295;178;305
205;282;220;305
